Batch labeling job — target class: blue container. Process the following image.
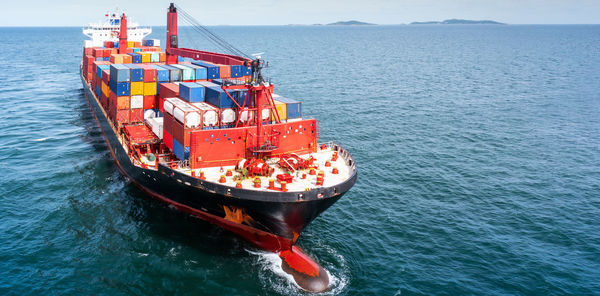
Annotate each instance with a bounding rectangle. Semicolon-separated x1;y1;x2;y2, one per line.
187;64;207;80
160;65;182;82
95;57;103;61
192;61;219;79
125;64;144;82
172;138;189;161
151;65;170;82
110;64;130;82
276;97;302;119
179;82;205;103
205;86;236;108
241;66;251;76
142;39;154;46
109;80;131;96
127;53;142;64
103;57;110;61
133;48;141;53
235;89;249;105
230;65;243;78
97;65;110;79
95;85;101;96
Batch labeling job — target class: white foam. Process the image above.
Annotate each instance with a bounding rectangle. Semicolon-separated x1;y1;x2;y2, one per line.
32;137;50;142
246;248;349;295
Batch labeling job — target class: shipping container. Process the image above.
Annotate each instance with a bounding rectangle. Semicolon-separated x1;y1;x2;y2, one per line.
150;52;160;63
130;81;144;96
179;82;205;103
172;64;195;81
138;64;157;82
143;82;157;96
104;41;114;48
163;129;173;151
205;86;236;109
271;99;287;121
158;83;179;98
116;109;130;126
275;96;302;119
116;96;130;110
144;109;156;120
143;95;157;109
110;80;131;96
230;65;243;78
172;138;190;161
110;64;130;82
219;65;231;78
128;52;142;64
151;65;170;82
160;65;182;82
186;64;208;80
146;116;163;139
125;64;144;82
130;108;144;123
130;95;144;109
192;61;219;79
220;108;237;125
139;52;152;63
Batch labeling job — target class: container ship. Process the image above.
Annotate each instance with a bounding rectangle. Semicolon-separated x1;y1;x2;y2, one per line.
80;4;357;292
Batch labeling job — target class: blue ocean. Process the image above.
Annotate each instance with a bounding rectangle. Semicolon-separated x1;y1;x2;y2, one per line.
0;24;598;295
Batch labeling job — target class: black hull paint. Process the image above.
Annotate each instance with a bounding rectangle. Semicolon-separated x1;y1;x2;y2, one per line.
80;72;357;247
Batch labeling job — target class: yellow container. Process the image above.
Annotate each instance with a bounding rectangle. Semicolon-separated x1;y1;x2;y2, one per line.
130;81;144;96
101;81;109;97
143;82;157;96
271;99;287;121
140;52;152;63
127;41;135;48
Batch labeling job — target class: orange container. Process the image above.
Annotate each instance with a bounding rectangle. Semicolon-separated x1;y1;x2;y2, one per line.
117;96;130;110
122;54;133;63
159;52;166;62
109;54;123;64
219;65;231;78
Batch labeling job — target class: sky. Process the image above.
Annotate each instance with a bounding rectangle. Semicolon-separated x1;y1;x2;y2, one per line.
2;0;600;26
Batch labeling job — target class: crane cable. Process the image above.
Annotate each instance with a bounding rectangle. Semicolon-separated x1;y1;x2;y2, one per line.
175;4;251;59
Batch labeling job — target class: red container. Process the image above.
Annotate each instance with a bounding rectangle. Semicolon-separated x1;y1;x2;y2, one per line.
104;41;114;48
102;70;110;85
116;110;130;126
159;83;179;99
130;109;144;123
92;48;103;57
83;48;93;56
138;64;157;82
164;111;192;146
143;95;156;109
163;129;173;151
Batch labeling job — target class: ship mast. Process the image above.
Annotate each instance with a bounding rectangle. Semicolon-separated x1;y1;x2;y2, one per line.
118;14;128;54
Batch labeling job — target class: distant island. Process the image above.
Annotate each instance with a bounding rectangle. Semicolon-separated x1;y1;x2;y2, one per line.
326;20;375;26
410;19;505;25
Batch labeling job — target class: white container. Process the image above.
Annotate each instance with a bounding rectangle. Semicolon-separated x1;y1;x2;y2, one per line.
192;102;219;126
130;95;144;109
220;108;236;124
147;117;164;139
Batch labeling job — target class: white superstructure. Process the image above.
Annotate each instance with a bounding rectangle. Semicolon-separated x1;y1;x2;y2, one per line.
83;10;151;47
